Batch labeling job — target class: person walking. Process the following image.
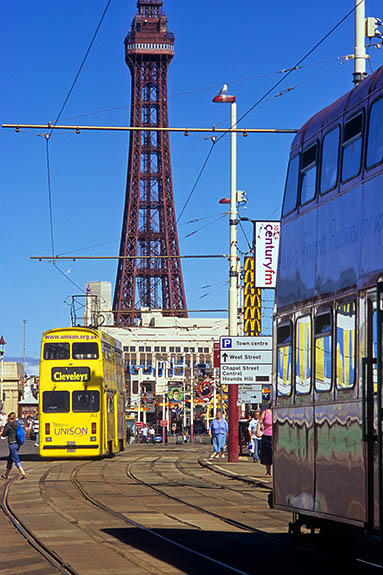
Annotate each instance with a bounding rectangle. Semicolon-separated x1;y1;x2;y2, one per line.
208;409;228;459
33;417;39;447
248;410;261;463
0;410;7;434
257;403;272;477
1;412;27;479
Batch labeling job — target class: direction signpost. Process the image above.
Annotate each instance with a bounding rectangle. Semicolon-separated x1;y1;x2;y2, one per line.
219;336;272;406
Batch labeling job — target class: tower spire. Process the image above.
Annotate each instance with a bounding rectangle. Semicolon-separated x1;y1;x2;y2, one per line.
113;1;187;325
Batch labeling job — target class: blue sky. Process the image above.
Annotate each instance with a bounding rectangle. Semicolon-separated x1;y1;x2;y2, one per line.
1;0;382;369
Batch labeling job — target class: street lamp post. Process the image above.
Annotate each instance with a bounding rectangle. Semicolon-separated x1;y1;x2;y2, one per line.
0;336;6;410
213;87;239;462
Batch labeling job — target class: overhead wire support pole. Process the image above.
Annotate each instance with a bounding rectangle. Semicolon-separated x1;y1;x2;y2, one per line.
2;123;298;135
31;254;229;261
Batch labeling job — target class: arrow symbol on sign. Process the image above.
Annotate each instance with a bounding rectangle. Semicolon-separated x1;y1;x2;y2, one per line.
222;353;228;362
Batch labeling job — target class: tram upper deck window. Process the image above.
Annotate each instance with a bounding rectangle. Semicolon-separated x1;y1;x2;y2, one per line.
341;113;364;182
366;97;383;169
315;311;332;392
42;391;70;413
43;343;70;360
295;315;311;394
282;155;299;216
72;390;100;412
300;143;318;205
336;301;356;389
277;323;292;396
320;127;340;194
72;342;99;360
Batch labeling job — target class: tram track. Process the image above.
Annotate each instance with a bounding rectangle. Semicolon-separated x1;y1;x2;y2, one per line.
125;450;383;571
70;458;251;575
1;475;80;575
1;448;381;573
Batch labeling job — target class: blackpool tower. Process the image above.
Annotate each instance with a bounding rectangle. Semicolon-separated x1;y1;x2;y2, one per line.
113;0;187;326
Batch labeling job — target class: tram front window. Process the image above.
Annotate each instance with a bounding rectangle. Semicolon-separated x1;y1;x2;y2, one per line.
43;343;70;360
72;342;99;359
72;390;100;412
43;391;70;413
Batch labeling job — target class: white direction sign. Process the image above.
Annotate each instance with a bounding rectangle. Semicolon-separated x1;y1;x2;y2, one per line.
238;386;263;404
220;350;272;364
219;336;272;385
220;336;272;351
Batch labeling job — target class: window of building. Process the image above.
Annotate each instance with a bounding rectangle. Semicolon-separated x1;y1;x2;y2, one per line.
139;346;144;352
282;155;299;216
300;143;318;205
190;347;195;353
170;347;175;352
295;315;312;394
315;311;332;392
73;342;99;360
145;346;151;352
341;113;364;181
204;347;209;353
132;380;138;394
43;343;70;360
198;347;203;353
42;391;70;413
175;347;181;353
161;346;166;352
277;323;292;396
123;346;129;352
184;347;189;352
130;346;136;352
154;346;160;352
320;127;340;194
72;390;100;413
366;97;383;169
336;301;356;389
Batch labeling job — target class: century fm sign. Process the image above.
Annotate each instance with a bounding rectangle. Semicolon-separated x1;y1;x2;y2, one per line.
255;221;280;288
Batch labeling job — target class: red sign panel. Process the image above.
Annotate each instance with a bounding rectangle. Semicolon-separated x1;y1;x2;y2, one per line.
213;342;220;368
160;420;168;427
136;421;143;428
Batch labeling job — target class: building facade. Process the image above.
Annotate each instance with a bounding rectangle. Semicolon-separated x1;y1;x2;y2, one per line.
1;362;24;414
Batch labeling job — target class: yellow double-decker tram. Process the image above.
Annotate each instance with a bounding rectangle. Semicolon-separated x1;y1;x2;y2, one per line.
39;327;126;458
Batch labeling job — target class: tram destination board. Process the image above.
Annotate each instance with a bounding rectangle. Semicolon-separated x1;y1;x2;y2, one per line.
219;336;272;385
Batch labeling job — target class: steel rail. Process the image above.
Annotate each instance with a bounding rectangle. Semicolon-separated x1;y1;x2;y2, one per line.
70;463;249;575
0;478;79;575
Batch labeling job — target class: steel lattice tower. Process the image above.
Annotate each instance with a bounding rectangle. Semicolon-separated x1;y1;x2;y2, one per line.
114;0;187;326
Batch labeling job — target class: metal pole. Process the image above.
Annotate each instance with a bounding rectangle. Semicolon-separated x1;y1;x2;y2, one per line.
353;0;367;85
183;378;186;434
162;391;166;444
0;353;3;409
213;379;217;418
23;320;26;381
190;378;194;444
228;99;239;462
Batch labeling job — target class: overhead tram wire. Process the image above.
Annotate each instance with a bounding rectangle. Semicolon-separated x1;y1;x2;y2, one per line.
43;0;112;290
176;3;363;224
216;0;365;144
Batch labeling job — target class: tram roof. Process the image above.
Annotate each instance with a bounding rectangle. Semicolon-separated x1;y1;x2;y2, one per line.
291;65;383;152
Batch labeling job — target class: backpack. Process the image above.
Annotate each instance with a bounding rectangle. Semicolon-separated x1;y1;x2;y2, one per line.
16;422;25;446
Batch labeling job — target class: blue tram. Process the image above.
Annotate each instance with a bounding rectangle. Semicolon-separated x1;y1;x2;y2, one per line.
273;65;383;538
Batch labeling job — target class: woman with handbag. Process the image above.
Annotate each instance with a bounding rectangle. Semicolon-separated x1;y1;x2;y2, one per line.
1;412;27;479
257;404;272;477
